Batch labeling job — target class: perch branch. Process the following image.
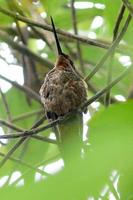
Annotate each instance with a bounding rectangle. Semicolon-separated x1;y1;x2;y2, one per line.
0;64;130;168
0;66;131;141
0;119;56;144
0;118;64;139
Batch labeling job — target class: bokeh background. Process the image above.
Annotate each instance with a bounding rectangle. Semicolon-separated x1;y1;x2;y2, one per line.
0;0;133;199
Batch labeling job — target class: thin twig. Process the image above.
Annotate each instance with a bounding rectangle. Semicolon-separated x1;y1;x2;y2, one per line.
0;54;17;65
71;0;84;74
0;65;131;167
0;74;41;103
30;26;53;50
0;6;110;50
113;4;126;41
0;118;64;139
0;152;49;176
0;88;12;121
122;0;133;17
12;109;43;122
15;19;41;98
11;154;60;186
0;24;131;55
0;119;56;144
5;2;52;50
84;14;131;82
0;66;131;141
0;119;23;132
105;4;126;106
86;81;117;104
0;30;53;68
15;20;27;44
0;115;47;168
83;67;131;109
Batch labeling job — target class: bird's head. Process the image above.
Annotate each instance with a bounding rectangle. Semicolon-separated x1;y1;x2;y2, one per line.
50;17;75;70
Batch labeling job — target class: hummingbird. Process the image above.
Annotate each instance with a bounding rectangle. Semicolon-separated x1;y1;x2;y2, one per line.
39;17;87;159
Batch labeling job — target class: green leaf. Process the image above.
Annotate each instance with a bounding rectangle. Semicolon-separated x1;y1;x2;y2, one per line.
88;100;133;198
0;0;13;25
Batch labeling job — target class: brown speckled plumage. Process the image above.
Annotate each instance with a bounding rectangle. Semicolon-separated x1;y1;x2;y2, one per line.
40;55;87;120
39;17;87;120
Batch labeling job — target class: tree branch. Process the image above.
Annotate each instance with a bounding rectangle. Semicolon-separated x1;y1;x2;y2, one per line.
0;65;131;141
83;67;131;109
0;88;12;121
0;6;109;49
0;117;64;139
113;4;126;41
122;0;133;17
105;3;126;106
0;74;41;103
0;115;48;168
12;109;43;122
84;14;131;82
0;30;53;68
0;64;131;168
0;152;49;176
0;119;56;144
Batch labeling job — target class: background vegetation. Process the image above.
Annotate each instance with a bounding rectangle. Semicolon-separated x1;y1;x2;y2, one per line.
0;0;133;199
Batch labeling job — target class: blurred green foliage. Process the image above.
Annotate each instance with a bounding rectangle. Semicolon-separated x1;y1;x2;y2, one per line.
0;101;133;199
0;0;133;199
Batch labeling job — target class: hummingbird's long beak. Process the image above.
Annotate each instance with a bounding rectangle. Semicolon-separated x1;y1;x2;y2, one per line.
50;16;63;55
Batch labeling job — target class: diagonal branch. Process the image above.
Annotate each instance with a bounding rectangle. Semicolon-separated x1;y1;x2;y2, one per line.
0;66;131;141
0;74;41;103
0;119;56;144
105;3;126;106
0;30;53;68
122;0;133;16
11;154;60;185
83;67;131;109
0;118;64;139
113;4;126;41
0;152;48;176
12;109;43;122
30;26;53;50
0;64;131;168
0;115;48;168
0;6;109;49
84;14;131;82
0;88;12;121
